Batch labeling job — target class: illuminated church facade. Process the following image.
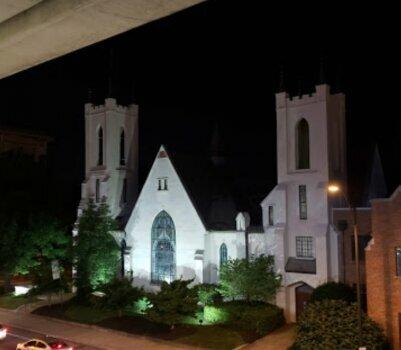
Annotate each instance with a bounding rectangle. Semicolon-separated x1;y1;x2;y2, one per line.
77;83;348;321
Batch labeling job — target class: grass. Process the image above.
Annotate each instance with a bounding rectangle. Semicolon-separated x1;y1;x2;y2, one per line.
33;301;256;349
0;294;38;310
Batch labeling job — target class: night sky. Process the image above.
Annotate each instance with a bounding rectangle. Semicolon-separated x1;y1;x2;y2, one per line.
0;1;398;220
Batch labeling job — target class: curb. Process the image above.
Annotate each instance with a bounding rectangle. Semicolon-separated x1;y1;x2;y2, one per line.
0;307;200;350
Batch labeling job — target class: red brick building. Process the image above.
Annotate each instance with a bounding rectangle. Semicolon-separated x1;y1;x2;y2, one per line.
366;186;401;349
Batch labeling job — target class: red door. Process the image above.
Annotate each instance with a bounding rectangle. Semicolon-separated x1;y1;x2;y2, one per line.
295;283;314;320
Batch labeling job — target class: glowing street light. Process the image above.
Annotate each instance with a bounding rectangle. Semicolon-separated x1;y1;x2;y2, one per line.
327;183;364;349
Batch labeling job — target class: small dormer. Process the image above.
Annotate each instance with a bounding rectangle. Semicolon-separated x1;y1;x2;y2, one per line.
236;212;250;231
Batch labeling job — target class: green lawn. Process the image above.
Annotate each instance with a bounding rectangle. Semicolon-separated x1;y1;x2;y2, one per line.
34;302;254;349
0;294;38;310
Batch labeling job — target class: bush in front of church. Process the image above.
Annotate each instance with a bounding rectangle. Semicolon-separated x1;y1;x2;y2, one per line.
146;278;198;330
294;300;387;349
218;255;282;303
310;281;356;303
193;283;222;306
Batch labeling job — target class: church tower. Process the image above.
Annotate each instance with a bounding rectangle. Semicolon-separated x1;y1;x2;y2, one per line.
78;97;139;221
262;83;347;321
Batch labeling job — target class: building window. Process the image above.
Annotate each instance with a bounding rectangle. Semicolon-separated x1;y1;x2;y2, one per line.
122;178;127;203
296;118;310;169
351;235;371;261
220;243;228;267
268;205;274;226
98;127;103;166
95;179;100;203
296;236;314;258
120;129;125;166
158;178;168;191
299;185;307;220
396;248;401;276
151;211;176;284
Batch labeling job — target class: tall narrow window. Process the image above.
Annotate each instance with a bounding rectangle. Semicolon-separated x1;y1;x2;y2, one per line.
151;211;176;284
220;243;228;267
396;248;401;276
296;118;310;169
98;127;103;166
120;130;125;166
268;205;274;226
296;236;314;258
157;178;168;191
95;179;100;203
299;185;307;220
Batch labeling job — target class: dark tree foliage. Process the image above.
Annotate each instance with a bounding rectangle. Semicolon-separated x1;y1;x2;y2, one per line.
74;200;119;300
147;279;198;329
295;300;386;349
193;283;222;306
310;282;356;303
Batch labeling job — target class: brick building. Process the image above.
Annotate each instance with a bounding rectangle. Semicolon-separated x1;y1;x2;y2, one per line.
332;208;371;306
366;186;401;349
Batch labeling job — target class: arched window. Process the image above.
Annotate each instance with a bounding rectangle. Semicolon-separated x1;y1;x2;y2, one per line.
296;118;310;169
151;211;176;284
95;179;100;203
98;127;103;166
220;243;228;267
120;129;125;166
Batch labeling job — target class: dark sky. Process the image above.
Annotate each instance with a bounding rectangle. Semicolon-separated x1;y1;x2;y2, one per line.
0;1;398;218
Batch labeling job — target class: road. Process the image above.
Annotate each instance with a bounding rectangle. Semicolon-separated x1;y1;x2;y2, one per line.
0;326;100;350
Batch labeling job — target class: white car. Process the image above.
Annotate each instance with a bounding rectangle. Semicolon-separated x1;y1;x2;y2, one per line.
0;324;8;340
16;338;74;350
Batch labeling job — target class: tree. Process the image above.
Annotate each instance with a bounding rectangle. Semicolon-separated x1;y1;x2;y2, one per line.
99;278;142;317
218;255;281;303
147;279;198;330
310;282;356;303
295;300;386;349
74;200;119;300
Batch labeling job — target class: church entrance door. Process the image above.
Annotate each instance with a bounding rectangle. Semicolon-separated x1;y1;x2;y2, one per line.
295;283;314;320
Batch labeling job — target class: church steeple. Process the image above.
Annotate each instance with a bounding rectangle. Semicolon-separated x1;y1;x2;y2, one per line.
210;123;226;166
363;144;387;206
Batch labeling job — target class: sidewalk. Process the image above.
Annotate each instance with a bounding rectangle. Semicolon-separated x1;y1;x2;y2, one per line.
241;324;296;350
0;308;199;350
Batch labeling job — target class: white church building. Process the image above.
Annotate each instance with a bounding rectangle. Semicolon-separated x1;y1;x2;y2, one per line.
77;82;347;322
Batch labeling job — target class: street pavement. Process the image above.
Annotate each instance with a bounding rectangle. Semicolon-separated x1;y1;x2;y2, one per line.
0;326;100;349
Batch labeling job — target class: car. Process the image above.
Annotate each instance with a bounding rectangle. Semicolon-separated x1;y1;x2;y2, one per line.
16;338;74;350
0;324;8;340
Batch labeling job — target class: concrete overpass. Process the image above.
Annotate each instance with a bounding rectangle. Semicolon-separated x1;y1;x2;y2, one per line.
0;0;204;79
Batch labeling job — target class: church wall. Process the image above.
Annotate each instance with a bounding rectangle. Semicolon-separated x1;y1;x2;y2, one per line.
125;148;206;290
205;231;246;284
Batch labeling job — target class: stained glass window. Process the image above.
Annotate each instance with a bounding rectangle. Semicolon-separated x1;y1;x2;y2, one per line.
220;243;228;267
296;236;314;258
98;127;103;166
120;129;125;166
151;211;176;284
299;185;307;220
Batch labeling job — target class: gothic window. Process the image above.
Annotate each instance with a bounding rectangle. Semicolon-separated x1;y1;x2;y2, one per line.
220;243;228;267
268;205;274;226
296;118;310;169
299;185;307;220
95;179;100;203
151;211;176;284
296;236;314;258
396;248;401;276
120;129;125;166
98;127;103;166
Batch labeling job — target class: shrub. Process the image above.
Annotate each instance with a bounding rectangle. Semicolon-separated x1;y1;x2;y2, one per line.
132;296;152;315
99;278;142;317
146;279;198;329
193;283;222;306
310;282;356;303
218;255;281;303
203;305;230;324
295;300;386;349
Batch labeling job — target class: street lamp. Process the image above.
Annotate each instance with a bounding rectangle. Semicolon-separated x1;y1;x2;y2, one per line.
328;183;363;349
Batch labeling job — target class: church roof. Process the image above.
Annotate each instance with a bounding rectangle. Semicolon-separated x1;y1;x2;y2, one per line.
162;146;262;231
